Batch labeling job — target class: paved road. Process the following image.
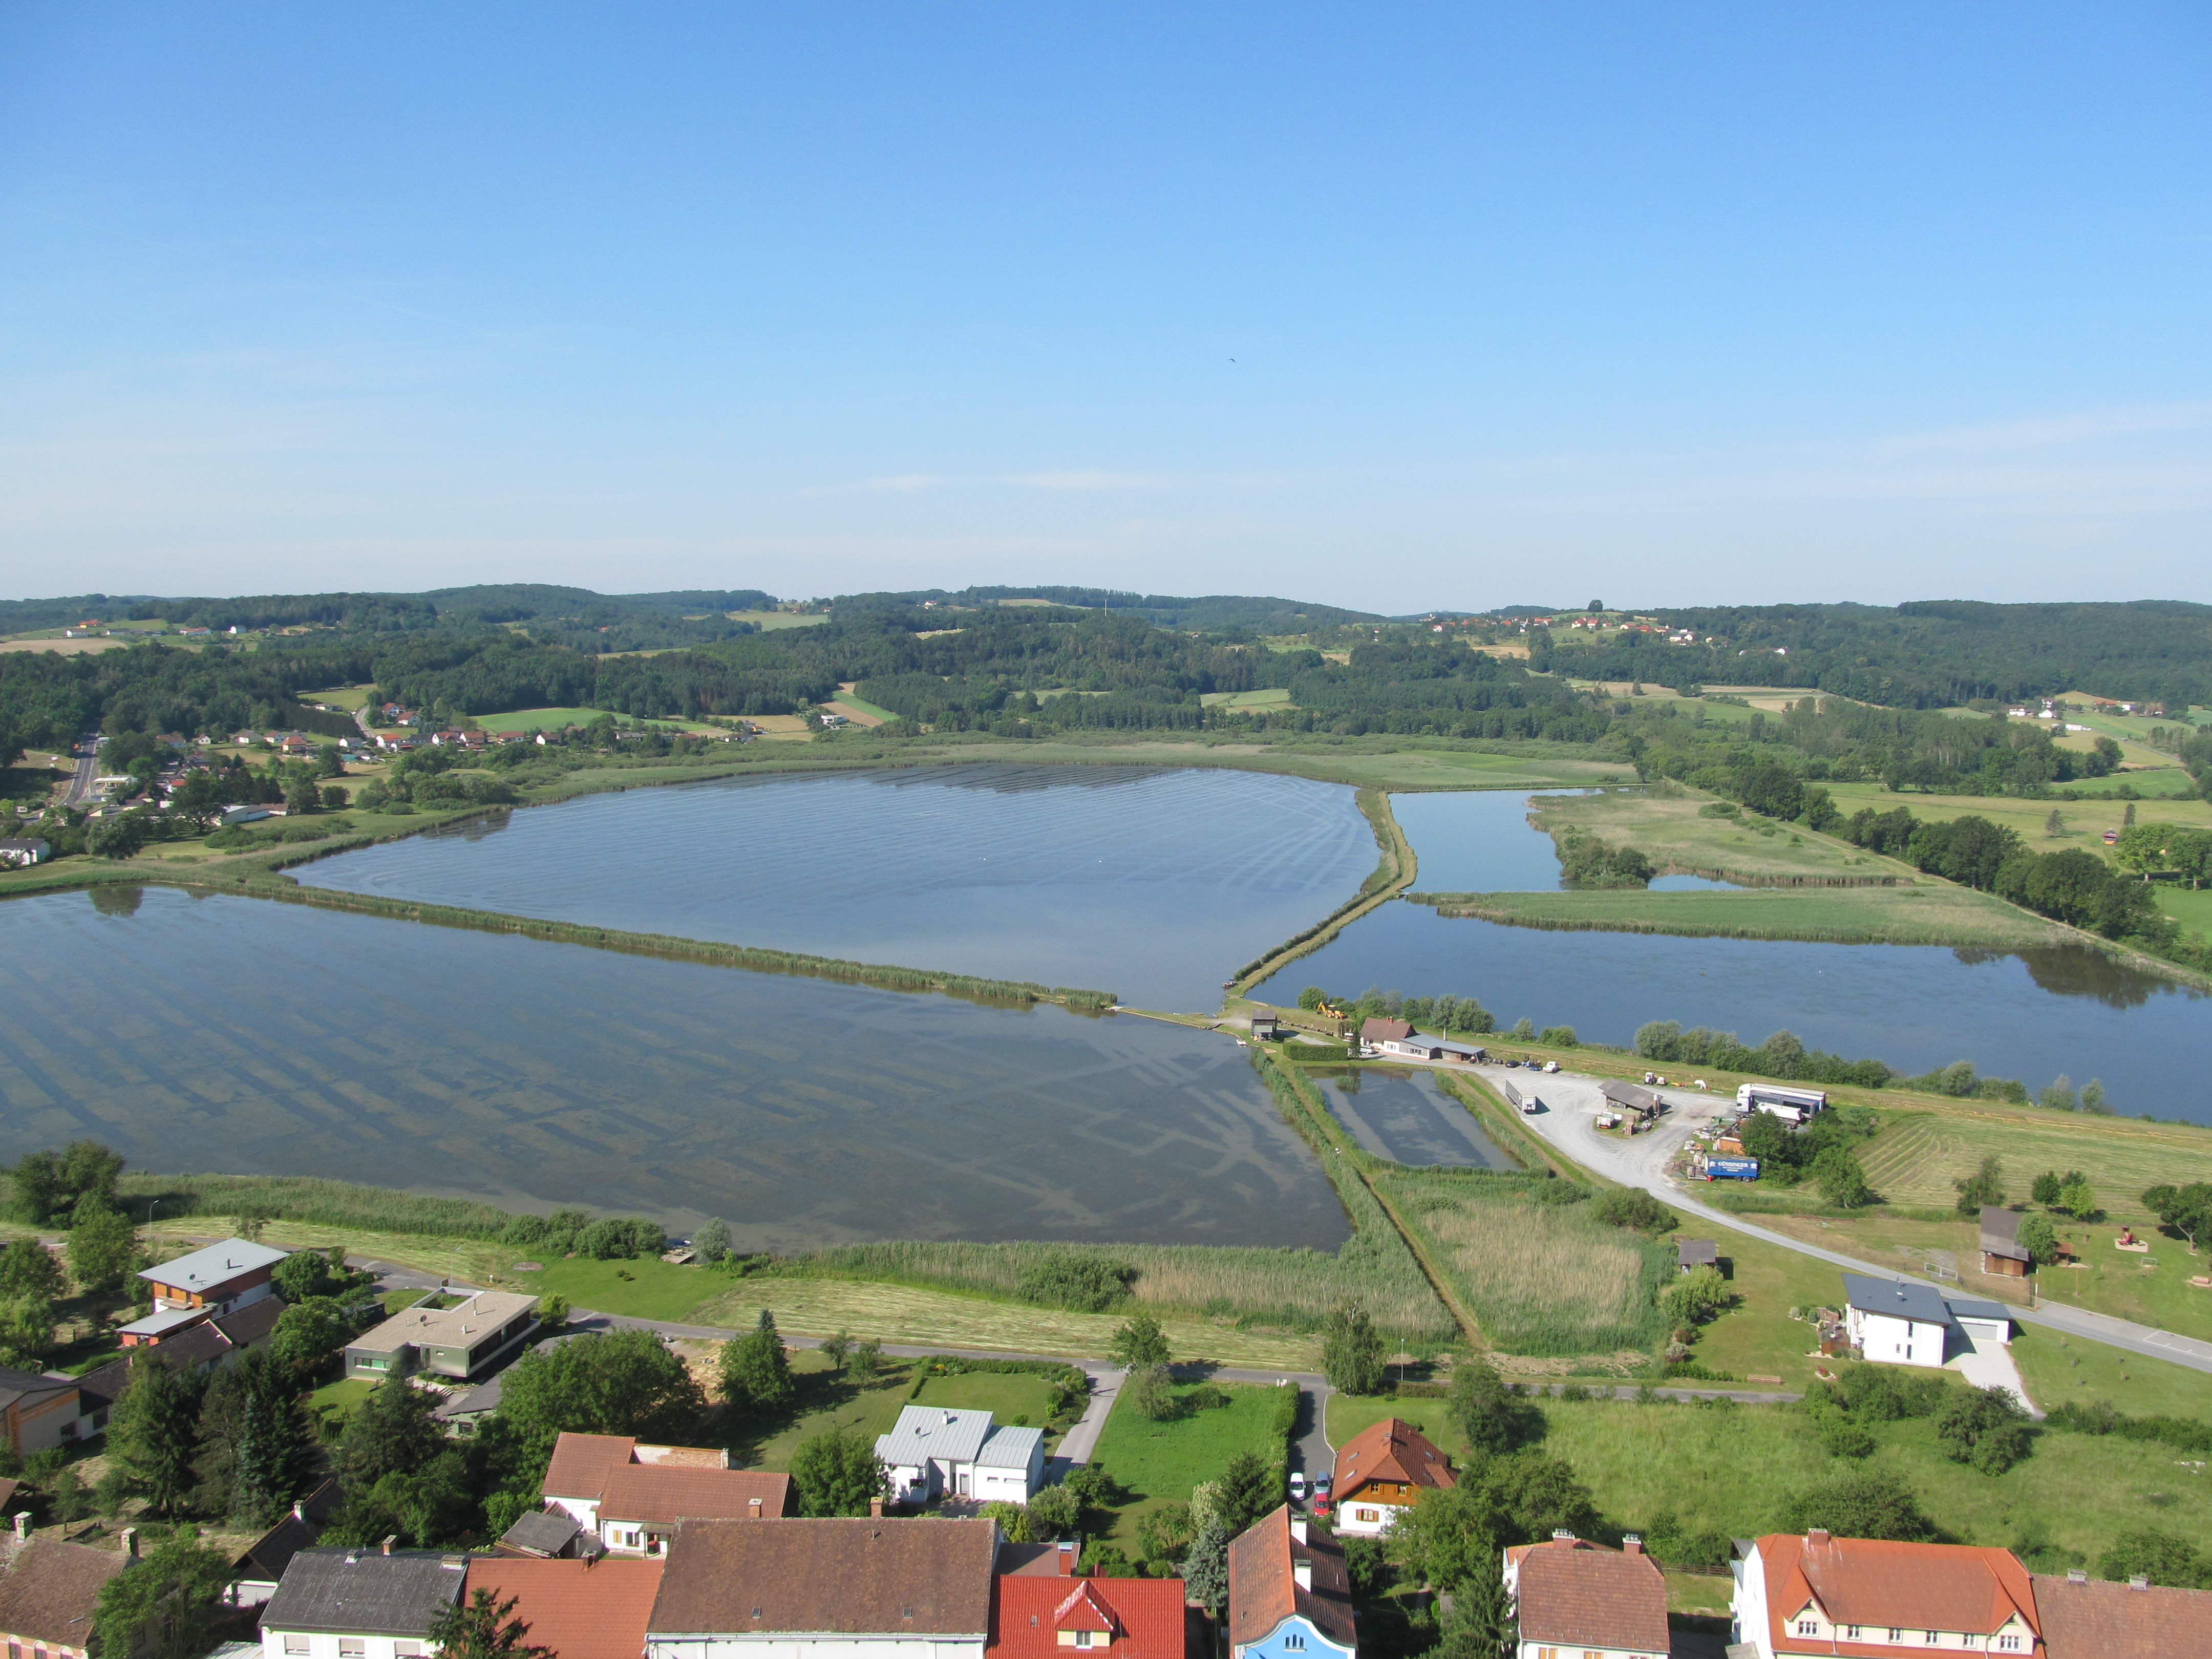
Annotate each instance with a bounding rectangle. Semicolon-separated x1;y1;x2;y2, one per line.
1500;1066;2212;1377
63;733;100;805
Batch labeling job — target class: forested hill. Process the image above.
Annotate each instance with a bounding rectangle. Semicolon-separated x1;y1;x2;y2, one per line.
844;587;1386;632
1539;601;2212;709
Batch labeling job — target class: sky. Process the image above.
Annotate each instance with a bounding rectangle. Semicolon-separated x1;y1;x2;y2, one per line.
2;4;2208;609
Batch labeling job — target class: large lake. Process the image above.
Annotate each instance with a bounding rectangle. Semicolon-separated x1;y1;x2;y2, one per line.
0;886;1349;1251
1280;792;2212;1123
299;764;1376;1012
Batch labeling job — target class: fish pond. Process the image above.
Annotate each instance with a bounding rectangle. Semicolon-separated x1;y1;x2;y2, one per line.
1306;1065;1514;1168
1281;792;2212;1123
0;885;1350;1251
299;763;1378;1012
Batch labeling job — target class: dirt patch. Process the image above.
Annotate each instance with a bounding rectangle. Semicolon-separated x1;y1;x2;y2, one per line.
822;701;885;728
0;637;127;654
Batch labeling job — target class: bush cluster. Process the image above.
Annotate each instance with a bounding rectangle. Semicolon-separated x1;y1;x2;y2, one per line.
499;1209;665;1260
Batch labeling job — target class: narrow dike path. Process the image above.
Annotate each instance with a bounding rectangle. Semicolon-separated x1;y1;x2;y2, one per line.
1229;786;1417;1001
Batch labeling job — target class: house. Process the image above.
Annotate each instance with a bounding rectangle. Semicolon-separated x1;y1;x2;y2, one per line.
1732;1532;2039;1659
594;1461;797;1556
541;1432;739;1530
0;1365;91;1456
2031;1567;2212;1659
1227;1506;1356;1659
1357;1018;1443;1060
141;1238;288;1315
343;1290;539;1382
1840;1274;1952;1368
1504;1532;1669;1659
0;1521;147;1659
1331;1417;1454;1536
464;1557;664;1659
875;1405;1047;1504
993;1553;1199;1659
119;1292;287;1357
1250;1014;1281;1041
1980;1208;2031;1278
227;1479;344;1606
0;839;51;868
645;1516;998;1659
1676;1240;1719;1273
258;1545;469;1659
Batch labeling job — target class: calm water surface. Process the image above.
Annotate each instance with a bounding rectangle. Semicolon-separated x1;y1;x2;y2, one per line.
0;887;1349;1250
301;764;1375;1012
1307;1066;1514;1168
1396;789;1737;893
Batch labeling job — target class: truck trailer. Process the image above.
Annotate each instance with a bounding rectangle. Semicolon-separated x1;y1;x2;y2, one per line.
1735;1083;1827;1122
1701;1155;1760;1180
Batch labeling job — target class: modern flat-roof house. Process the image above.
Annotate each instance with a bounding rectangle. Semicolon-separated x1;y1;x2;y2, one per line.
1732;1532;2039;1659
140;1239;288;1315
541;1432;738;1530
1979;1208;2031;1278
1504;1533;1669;1659
645;1517;998;1659
1331;1417;1454;1536
258;1546;469;1659
343;1290;539;1383
1227;1506;1356;1659
876;1405;1046;1505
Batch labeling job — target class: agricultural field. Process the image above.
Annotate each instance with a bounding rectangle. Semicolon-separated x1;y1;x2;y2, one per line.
1199;688;1296;711
459;706;727;735
1527;789;1915;884
1370;1171;1671;1358
1821;783;2212;858
728;609;828;630
0;635;128;653
1851;1107;2212;1219
1086;1378;1287;1555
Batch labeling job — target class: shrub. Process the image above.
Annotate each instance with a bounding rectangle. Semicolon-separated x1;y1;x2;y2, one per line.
1126;1364;1177;1421
1014;1252;1133;1312
1936;1387;2034;1476
1777;1469;1937;1542
1590;1188;1676;1235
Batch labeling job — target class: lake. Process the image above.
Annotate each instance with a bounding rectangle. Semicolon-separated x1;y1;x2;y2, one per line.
1306;1065;1514;1168
1279;794;2212;1122
299;763;1377;1012
0;886;1350;1251
1395;788;1735;892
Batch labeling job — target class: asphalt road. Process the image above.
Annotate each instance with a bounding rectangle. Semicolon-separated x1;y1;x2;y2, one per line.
1503;1066;2212;1377
63;733;100;805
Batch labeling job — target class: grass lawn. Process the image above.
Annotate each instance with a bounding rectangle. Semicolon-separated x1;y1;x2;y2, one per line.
1851;1106;2212;1219
692;1277;1321;1369
1528;790;1914;884
308;1376;378;1436
1087;1379;1287;1554
2155;884;2212;934
2009;1321;2211;1417
1822;782;2212;855
1200;688;1296;710
914;1371;1062;1428
727;1350;920;1469
299;686;372;710
516;1254;735;1321
1424;883;2066;949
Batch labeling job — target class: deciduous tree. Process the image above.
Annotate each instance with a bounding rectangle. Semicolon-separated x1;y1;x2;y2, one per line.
720;1310;796;1418
789;1427;887;1517
1322;1302;1386;1394
428;1588;557;1659
1109;1313;1170;1370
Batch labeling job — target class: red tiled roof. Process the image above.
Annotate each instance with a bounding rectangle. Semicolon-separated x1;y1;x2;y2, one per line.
542;1433;637;1501
2031;1571;2211;1659
1359;1018;1418;1043
1227;1507;1355;1652
1754;1534;2039;1655
649;1517;997;1635
465;1558;664;1659
1334;1417;1454;1503
993;1575;1193;1659
597;1462;794;1524
1505;1538;1668;1655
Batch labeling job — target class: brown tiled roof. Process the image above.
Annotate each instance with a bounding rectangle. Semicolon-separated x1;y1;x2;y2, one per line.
1754;1534;2038;1654
1506;1538;1669;1654
649;1517;997;1635
542;1432;637;1501
598;1463;794;1524
1334;1417;1454;1503
1227;1507;1355;1652
235;1477;345;1582
993;1574;1194;1659
465;1558;665;1659
0;1535;134;1645
1360;1018;1418;1043
2031;1572;2212;1659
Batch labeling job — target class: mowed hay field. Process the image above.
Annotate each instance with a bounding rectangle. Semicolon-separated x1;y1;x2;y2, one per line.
1853;1107;2212;1219
1822;783;2212;855
1528;789;1906;883
1372;1173;1671;1357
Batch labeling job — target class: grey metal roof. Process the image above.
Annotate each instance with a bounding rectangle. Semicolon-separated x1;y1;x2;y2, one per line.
118;1306;210;1340
973;1424;1045;1470
260;1548;467;1635
497;1508;584;1556
875;1404;995;1467
1944;1295;2013;1324
1841;1273;1951;1326
139;1238;288;1292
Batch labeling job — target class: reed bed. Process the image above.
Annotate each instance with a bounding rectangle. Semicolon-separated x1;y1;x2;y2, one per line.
118;1172;515;1238
1373;1169;1672;1355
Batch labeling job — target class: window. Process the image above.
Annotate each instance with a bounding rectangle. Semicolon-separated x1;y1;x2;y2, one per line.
284;1641;309;1657
338;1642;364;1657
1925;1636;1939;1646
1284;1639;1304;1653
1889;1634;1904;1645
397;1647;424;1657
1799;1623;1820;1638
1998;1641;2022;1653
1357;1509;1380;1523
1847;1630;1862;1642
1074;1634;1095;1649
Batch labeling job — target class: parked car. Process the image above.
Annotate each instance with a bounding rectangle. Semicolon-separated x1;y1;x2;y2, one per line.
1311;1473;1332;1499
1503;1058;1521;1068
1288;1472;1308;1503
1543;1060;1560;1073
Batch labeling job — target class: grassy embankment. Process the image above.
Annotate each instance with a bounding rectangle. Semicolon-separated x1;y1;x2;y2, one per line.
1410;788;2075;949
1226;786;1419;1001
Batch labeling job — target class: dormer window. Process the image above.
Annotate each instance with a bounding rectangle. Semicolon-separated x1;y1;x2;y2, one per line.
1074;1634;1095;1649
1285;1637;1305;1652
1798;1623;1819;1638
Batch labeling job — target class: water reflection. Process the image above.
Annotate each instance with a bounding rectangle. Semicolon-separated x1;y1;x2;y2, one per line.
1307;1065;1515;1168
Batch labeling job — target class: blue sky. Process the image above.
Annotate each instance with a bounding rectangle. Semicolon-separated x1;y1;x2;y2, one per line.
2;4;2207;607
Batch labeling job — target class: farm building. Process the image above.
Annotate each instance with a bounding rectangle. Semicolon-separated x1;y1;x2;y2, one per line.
1979;1207;2031;1278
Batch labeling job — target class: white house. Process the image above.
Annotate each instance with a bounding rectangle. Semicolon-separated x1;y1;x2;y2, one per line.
645;1517;996;1659
540;1432;739;1532
1731;1532;2040;1659
1227;1507;1357;1659
258;1546;466;1659
874;1406;1045;1505
1841;1274;1951;1368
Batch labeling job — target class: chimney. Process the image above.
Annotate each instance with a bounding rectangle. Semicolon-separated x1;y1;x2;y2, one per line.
2129;1577;2149;1591
1293;1558;1312;1592
381;1535;398;1556
1552;1530;1578;1549
120;1527;138;1559
870;1497;885;1519
1807;1529;1831;1546
748;1497;763;1519
1058;1541;1077;1577
9;1513;27;1543
1290;1518;1308;1546
1623;1536;1644;1556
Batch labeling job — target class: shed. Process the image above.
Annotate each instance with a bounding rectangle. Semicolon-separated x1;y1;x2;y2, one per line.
1677;1239;1719;1273
1977;1207;2030;1278
1602;1079;1663;1118
1943;1295;2014;1347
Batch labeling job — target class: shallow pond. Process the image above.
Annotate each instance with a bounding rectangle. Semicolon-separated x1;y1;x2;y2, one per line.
300;764;1376;1012
1397;789;1738;894
1306;1065;1514;1168
0;886;1349;1251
